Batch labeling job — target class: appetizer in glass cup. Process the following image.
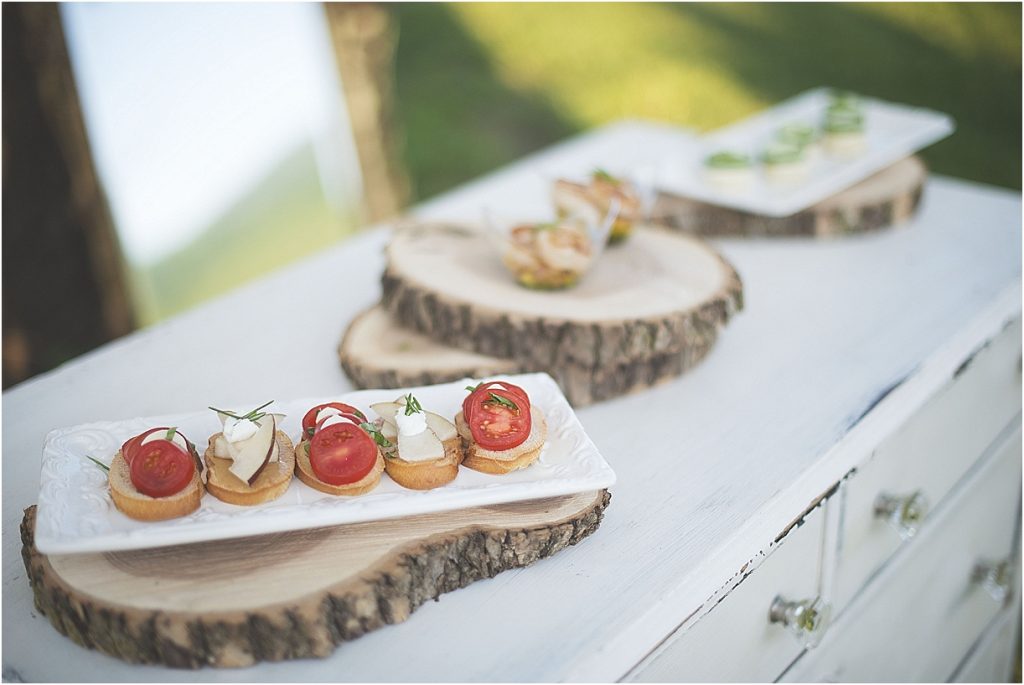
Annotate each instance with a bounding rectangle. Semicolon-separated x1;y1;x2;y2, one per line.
552;168;653;244
486;198;620;290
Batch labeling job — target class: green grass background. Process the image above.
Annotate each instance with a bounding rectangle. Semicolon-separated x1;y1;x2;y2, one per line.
134;2;1021;324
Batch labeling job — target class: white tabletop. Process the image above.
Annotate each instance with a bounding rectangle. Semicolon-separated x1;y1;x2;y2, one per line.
3;121;1021;682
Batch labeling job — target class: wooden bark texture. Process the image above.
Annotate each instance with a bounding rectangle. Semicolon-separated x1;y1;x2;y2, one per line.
651;156;926;238
339;305;715;406
21;490;609;669
380;224;743;372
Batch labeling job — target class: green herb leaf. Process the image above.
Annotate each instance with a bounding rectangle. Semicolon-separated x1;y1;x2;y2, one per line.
165;427;178;441
360;422;392;448
465;383;482;393
306;426;315;438
593;168;617;183
403;393;423;416
487;392;518;411
86;455;110;473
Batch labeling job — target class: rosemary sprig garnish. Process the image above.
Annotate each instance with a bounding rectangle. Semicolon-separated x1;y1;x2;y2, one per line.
360;422;392;448
165;427;178;441
86;455;110;473
465;383;482;393
403;393;423;416
209;400;274;423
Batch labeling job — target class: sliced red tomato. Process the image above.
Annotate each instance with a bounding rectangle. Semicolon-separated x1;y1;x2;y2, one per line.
464;382;532;451
120;427;170;465
462;381;529;423
314;412;364;434
309;422;377;485
302;403;366;438
129;439;195;498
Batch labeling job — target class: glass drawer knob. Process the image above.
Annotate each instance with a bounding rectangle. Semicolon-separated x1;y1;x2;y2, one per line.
768;595;831;648
874;490;929;539
972;559;1012;603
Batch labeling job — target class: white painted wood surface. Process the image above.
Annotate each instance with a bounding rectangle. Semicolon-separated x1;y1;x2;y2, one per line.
835;319;1022;610
627;502;827;682
781;420;1021;682
2;121;1021;682
950;606;1018;683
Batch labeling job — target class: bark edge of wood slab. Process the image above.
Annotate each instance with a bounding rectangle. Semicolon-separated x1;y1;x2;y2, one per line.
339;305;716;406
381;224;743;371
652;155;926;237
20;490;610;669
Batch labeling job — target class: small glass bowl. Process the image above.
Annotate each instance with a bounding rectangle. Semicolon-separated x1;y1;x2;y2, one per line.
484;198;620;290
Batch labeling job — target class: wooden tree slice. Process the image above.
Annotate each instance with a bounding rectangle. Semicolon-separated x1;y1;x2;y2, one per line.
21;490;609;668
339;305;519;390
381;224;743;371
651;156;927;237
339;305;716;406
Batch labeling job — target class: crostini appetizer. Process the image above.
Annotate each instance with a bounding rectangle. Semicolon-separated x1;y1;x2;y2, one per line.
822;93;866;158
455;381;547;474
761;142;809;185
108;426;204;521
553;169;642;244
775;121;820;162
204;401;295;506
371;393;462;490
703;150;754;191
294;402;385;496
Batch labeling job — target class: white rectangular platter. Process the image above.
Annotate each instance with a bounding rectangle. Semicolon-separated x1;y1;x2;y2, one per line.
34;373;615;555
657;87;955;217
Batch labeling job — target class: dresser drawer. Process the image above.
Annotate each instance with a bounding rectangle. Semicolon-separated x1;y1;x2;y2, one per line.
836;319;1021;610
627;501;828;682
950;605;1019;683
783;421;1021;682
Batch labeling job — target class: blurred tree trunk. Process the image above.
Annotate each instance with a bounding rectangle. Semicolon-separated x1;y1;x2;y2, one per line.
2;3;135;389
324;2;410;223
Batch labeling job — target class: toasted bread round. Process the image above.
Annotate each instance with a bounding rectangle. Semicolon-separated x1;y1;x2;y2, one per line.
203;431;295;506
455;406;547;475
383;435;463;490
108;451;203;521
294;439;385;496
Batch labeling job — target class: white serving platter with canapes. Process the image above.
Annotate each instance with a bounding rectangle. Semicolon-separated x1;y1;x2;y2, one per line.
34;373;616;555
656;87;955;217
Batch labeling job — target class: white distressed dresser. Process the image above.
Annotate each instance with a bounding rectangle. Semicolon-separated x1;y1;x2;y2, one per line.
2;121;1021;681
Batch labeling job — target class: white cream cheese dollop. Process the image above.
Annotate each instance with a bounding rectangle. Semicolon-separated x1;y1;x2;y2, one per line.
315;406;343;424
395;408;427;436
223;417;259;443
319;414;353;431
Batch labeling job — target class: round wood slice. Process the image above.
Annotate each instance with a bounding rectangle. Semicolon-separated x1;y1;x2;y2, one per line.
381;224;743;371
651;155;926;237
339;305;520;389
339;305;716;406
21;490;609;668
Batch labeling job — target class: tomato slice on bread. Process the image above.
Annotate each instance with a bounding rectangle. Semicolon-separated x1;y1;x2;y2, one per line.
314;412;365;434
121;427;170;465
463;381;532;451
309;422;377;485
302;403;366;438
130;438;195;498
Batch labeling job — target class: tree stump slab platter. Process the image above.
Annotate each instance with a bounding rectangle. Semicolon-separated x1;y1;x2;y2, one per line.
20;490;609;669
651;155;927;238
339;305;716;406
380;223;743;372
